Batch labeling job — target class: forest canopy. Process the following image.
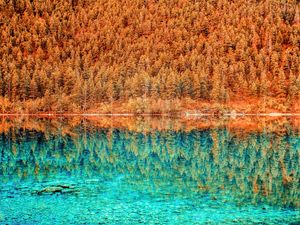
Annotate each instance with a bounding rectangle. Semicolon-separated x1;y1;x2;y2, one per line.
0;0;299;113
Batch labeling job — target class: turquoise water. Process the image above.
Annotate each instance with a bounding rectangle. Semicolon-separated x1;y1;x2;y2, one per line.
0;119;299;224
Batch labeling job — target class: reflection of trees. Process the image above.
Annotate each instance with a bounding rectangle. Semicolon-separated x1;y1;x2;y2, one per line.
1;116;300;135
0;127;299;208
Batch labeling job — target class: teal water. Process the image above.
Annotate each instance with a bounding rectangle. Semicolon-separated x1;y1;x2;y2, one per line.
0;119;299;224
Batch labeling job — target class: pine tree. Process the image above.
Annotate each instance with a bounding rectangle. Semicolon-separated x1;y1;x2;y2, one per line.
29;78;38;99
210;68;221;102
165;70;177;99
287;71;300;100
274;70;287;102
0;0;299;112
11;66;19;102
0;66;3;97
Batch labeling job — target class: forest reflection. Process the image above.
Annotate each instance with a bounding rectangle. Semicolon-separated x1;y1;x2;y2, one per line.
0;116;299;209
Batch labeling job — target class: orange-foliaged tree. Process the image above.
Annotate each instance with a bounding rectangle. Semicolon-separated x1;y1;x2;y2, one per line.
0;0;299;112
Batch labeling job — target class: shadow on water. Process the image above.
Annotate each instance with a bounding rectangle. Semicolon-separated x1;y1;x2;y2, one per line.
0;116;299;224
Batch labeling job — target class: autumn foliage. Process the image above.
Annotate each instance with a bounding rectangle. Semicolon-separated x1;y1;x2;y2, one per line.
0;0;299;113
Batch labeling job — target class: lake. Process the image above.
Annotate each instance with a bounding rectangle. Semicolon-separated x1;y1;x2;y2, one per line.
0;116;299;224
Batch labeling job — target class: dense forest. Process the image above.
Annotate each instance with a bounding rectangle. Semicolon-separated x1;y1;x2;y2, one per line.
0;0;299;113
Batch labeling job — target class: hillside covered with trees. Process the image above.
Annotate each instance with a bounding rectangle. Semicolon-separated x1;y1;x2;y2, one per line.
0;0;299;114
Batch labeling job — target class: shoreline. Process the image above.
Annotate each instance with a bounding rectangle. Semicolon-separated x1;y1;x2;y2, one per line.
0;112;300;117
1;112;299;134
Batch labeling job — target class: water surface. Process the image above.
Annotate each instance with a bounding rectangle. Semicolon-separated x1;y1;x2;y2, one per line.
0;117;299;224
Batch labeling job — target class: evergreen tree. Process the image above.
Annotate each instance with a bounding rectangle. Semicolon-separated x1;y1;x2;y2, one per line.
29;78;38;99
0;0;298;112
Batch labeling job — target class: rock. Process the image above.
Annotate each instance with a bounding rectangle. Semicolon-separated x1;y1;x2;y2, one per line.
37;186;63;195
34;184;78;195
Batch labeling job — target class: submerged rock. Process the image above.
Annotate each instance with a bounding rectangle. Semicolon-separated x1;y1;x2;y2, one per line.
37;186;63;195
33;184;78;195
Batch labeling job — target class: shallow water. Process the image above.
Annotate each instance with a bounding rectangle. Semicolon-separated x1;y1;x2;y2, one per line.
0;118;299;224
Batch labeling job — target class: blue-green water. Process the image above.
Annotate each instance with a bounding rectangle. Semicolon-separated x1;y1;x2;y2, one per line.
0;119;299;224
